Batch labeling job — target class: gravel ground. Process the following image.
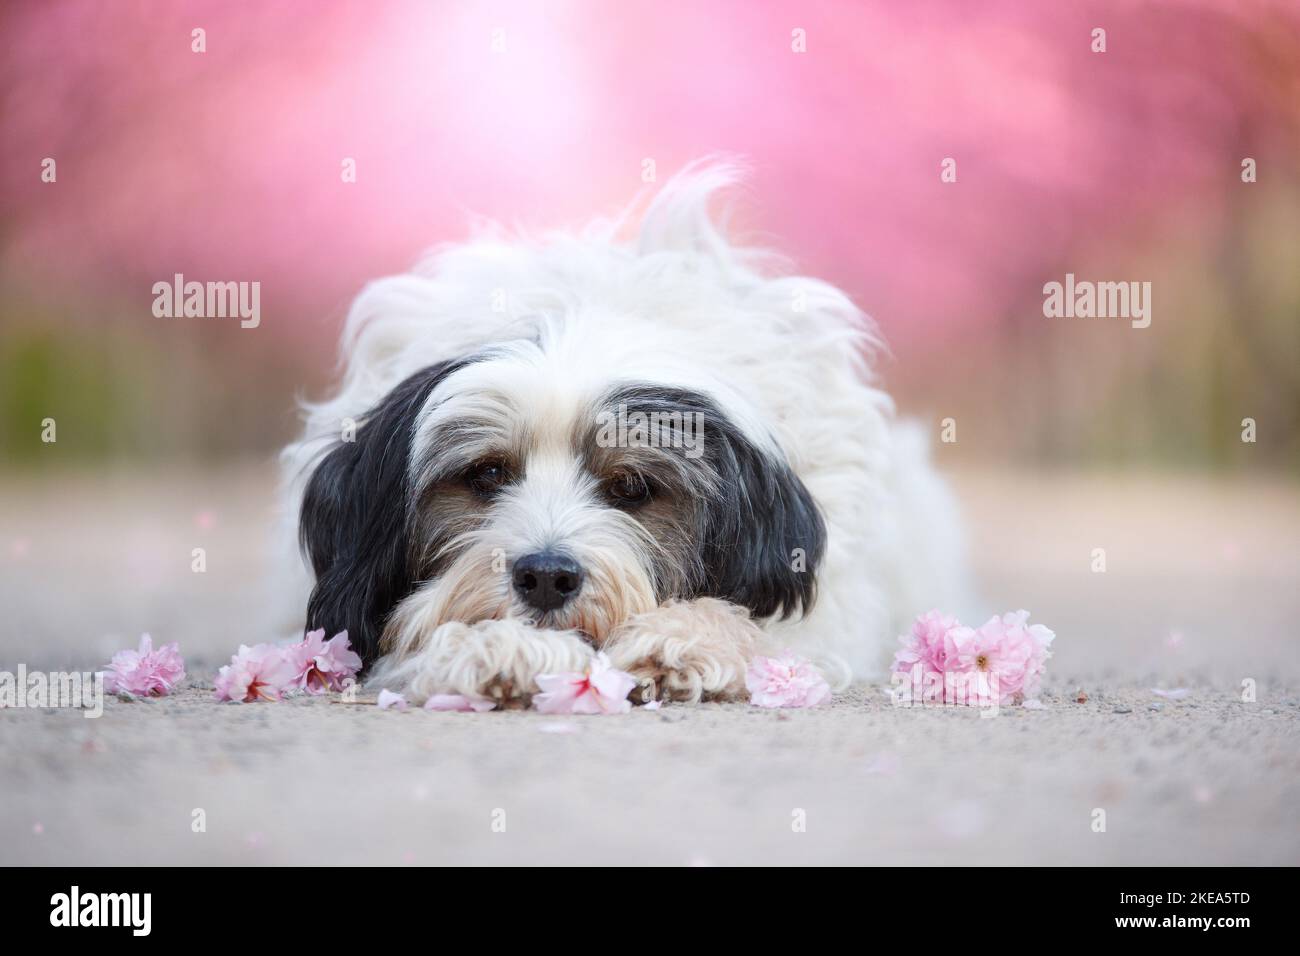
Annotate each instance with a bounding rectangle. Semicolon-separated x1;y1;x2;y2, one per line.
2;464;1297;865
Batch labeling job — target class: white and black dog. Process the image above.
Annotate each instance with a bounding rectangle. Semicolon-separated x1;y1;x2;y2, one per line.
278;162;968;705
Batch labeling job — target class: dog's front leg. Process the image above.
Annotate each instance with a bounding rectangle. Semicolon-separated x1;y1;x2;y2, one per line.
370;619;595;707
601;598;760;703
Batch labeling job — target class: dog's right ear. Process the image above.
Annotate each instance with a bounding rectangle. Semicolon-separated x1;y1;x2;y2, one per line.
298;359;467;668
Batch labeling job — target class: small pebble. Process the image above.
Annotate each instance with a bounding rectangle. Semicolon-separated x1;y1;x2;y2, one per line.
1112;706;1132;714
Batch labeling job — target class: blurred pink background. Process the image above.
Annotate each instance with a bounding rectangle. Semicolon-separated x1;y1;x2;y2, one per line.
1;0;1297;466
3;4;1298;871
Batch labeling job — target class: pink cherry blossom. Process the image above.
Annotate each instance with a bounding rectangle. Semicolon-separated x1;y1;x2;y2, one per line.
945;627;1019;704
892;609;1055;707
745;651;831;708
213;644;296;703
533;653;637;715
424;693;496;712
945;611;1055;705
376;689;408;711
892;609;959;674
285;628;362;694
999;610;1055;700
101;634;186;697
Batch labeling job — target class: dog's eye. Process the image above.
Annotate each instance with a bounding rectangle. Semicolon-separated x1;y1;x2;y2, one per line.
606;471;651;507
465;460;509;496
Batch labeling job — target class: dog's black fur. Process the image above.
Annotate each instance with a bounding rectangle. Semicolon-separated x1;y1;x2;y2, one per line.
596;383;826;620
299;359;470;665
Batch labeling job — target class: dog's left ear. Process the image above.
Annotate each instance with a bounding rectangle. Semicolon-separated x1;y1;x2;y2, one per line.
701;432;827;621
299;359;466;667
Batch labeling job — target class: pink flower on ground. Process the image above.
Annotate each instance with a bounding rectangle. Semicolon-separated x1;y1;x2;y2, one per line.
376;689;408;711
424;694;496;712
892;609;959;675
891;609;1055;707
101;634;186;697
213;644;296;703
533;653;637;715
945;610;1055;705
746;651;831;708
285;628;362;694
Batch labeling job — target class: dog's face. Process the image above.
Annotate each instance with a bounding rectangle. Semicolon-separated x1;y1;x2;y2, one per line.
299;337;826;668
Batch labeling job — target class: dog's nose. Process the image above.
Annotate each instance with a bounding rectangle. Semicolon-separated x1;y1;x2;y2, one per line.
512;552;584;611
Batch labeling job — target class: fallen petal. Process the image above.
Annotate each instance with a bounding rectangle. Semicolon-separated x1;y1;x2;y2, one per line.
377;689;409;711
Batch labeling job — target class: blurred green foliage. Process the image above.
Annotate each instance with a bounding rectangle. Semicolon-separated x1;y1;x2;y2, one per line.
0;299;316;467
896;187;1299;476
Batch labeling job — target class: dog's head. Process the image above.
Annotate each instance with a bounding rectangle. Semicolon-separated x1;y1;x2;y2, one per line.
295;162;865;669
299;338;825;667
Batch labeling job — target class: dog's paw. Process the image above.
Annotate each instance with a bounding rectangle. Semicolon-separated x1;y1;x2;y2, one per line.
474;664;526;710
614;653;744;704
603;598;758;703
382;619;595;707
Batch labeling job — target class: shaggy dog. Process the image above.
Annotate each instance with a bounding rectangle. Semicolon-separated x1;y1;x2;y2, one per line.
278;162;968;705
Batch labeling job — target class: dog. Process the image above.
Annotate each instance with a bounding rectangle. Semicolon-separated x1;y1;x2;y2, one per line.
277;161;969;705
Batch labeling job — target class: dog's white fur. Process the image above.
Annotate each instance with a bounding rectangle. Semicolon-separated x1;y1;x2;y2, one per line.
278;161;968;704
